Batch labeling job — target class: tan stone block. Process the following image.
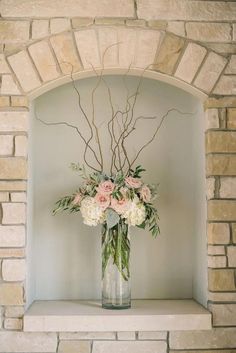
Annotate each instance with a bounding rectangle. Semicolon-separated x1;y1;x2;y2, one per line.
4;43;22;55
0;248;25;258
228;108;236;129
58;340;91;353
208;269;236;291
95;18;125;26
210;304;236;326
75;30;100;69
227;246;236;267
135;30;161;68
214;75;236;95
2;259;26;281
0;111;28;132
0;96;10;107
0;332;57;352
1;75;21;95
4;318;22;330
126;19;146;27
0;225;25;247
11;192;26;202
175;43;207;83
117;332;136;340
208;200;236;221
233;24;236;42
0;54;10;73
186;23;231;42
0;181;27;191
208;256;226;268
138;331;167;340
194;52;227;93
29;41;60;82
0;284;24;305
11;96;28;108
148;20;167;30
32;20;49;40
206;43;236;55
225;55;236;74
208;223;230;245
60;332;115;340
206;131;236;153
0;21;29;43
72;18;94;28
0;135;13;155
167;22;185;37
93;341;167;353
208;246;225;256
206;154;236;176
50;18;71;34
2;203;26;224
169;328;236;349
50;32;82;74
205;97;236;109
220;177;236;198
8;51;41;92
208;292;236;302
5;306;24;318
15;135;28;157
206;177;215;200
154;33;185;75
0;192;9;202
205;109;219;129
117;28;136;68
98;28;118;67
233;223;236;244
0;158;27;179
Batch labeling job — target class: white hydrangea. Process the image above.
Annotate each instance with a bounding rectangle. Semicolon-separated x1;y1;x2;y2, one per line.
123;200;146;226
80;197;104;226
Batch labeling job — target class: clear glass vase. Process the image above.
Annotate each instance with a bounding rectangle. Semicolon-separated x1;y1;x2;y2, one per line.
101;220;131;309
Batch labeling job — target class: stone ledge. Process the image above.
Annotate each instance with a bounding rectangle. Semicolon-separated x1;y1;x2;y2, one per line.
24;300;211;332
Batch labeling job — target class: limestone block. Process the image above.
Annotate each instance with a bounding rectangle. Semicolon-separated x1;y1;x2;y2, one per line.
175;43;207;83
0;192;9;202
59;332;116;340
194;52;227;93
135;30;161;69
0;181;27;191
117;28;136;67
4;318;23;330
117;332;136;340
0;248;25;258
186;23;231;42
208;246;225;256
148;20;167;31
207;223;230;245
2;259;26;281
205;109;219;129
206;131;236;153
220;177;236;198
214;75;236;95
5;306;24;318
138;331;167;340
15;135;28;157
233;24;236;41
227;108;236;129
126;19;146;27
208;200;236;221
0;158;27;179
98;28;118;67
0;284;24;305
208;292;236;302
0;54;10;73
0;225;25;247
93;341;167;353
50;18;71;34
2;203;26;224
208;256;226;268
206;154;236;176
29;41;59;82
167;22;185;37
75;30;101;69
8;51;41;92
205;96;236;109
0;96;10;107
227;246;236;267
32;20;49;40
210;304;236;326
11;192;27;202
225;55;236;74
0;135;13;155
50;33;82;74
0;21;29;43
72;18;94;28
0;332;57;352
1;75;21;95
11;96;29;108
154;33;185;75
208;269;236;291
58;340;90;353
233;223;236;244
206;177;215;200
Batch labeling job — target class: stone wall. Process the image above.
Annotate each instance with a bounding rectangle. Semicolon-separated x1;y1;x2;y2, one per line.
0;0;236;352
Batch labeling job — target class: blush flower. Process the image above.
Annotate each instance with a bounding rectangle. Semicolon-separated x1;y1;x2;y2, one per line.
97;180;115;195
95;193;110;210
72;193;82;205
140;185;151;203
111;197;130;215
125;176;142;189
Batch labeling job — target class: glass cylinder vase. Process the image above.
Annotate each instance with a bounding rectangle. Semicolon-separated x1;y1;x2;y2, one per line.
101;220;131;309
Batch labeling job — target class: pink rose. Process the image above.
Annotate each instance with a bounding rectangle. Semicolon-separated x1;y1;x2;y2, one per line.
97;180;115;195
140;185;151;203
125;176;142;189
111;197;130;215
95;193;110;210
73;193;82;205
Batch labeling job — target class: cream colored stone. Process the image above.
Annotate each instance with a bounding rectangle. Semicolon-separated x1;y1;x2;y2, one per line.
75;30;100;69
8;51;41;92
0;54;10;73
227;246;236;267
4;43;22;55
0;181;27;191
227;108;236;129
98;28;118;67
208;292;236;302
72;18;94;28
138;331;167;340
118;28;136;67
167;21;185;37
0;332;57;352
205;109;219;129
11;192;27;202
11;96;28;108
32;20;49;40
58;340;90;353
15;135;28;157
126;19;146;27
233;24;236;41
4;318;23;330
135;30;161;68
148;20;167;30
95;18;125;26
93;341;167;353
206;154;236;176
233;223;236;244
175;43;207;83
169;328;236;349
194;52;227;93
2;259;26;281
186;23;231;42
50;18;71;34
0;248;25;258
208;269;236;291
0;21;29;43
0;192;9;202
2;203;26;224
0;284;24;305
210;304;236;326
5;306;24;318
0;158;27;179
208;256;226;268
208;223;230;245
59;332;116;340
214;75;236;95
0;96;10;107
206;131;236;153
154;33;185;75
206;43;236;55
117;332;136;340
208;246;225;256
206;178;215;200
50;33;81;74
0;225;25;247
1;75;21;95
225;55;236;74
0;135;13;155
208;200;236;222
205;96;236;109
29;41;60;82
220;177;236;198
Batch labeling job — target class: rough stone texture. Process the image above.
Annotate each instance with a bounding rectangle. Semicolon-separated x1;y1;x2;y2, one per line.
206;177;215;200
11;96;28;108
0;248;25;258
59;332;116;340
15;135;28;157
208;245;225;256
205;109;219;129
11;192;27;202
0;54;11;73
93;341;167;353
135;30;161;68
0;192;9;202
0;21;29;43
169;328;236;349
208;255;226;268
175;43;207;83
0;181;27;191
225;55;236;74
0;0;134;18
50;18;71;34
208;200;236;221
0;111;28;132
0;332;57;352
98;28;118;67
233;223;236;244
1;75;21;95
5;306;24;318
207;223;230;245
75;29;100;69
206;154;236;176
210;304;236;326
186;23;231;42
214;75;236;95
32;20;49;40
227;108;236;129
118;28;136;68
138;331;167;340
117;332;136;340
167;22;185;37
154;33;185;75
0;96;10;107
2;203;26;224
194;52;227;93
8;51;41;92
208;292;236;302
0;135;13;155
220;177;236;198
2;259;26;281
126;19;146;27
205;97;236;109
58;340;91;353
0;284;24;305
72;18;94;28
0;225;25;247
206;131;236;153
50;32;82;74
148;20;167;30
208;269;236;291
4;318;23;330
0;158;27;180
227;246;236;267
29;41;60;82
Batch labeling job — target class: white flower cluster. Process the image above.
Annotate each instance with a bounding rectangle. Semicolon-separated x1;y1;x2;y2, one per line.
123;199;146;227
80;197;104;226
